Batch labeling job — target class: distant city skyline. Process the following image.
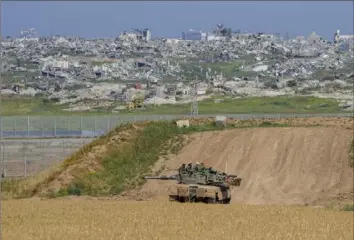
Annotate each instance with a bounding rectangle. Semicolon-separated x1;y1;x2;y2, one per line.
2;1;353;41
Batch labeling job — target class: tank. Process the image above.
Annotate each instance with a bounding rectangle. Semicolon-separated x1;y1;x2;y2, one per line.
143;164;242;204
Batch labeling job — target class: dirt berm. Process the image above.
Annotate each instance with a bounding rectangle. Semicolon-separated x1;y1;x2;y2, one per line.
140;127;354;205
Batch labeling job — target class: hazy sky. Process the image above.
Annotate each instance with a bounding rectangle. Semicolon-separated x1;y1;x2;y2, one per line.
2;1;353;40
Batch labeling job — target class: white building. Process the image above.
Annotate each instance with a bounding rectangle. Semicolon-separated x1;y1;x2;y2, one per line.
42;57;70;69
334;29;354;51
119;28;151;41
308;31;322;44
156;86;165;98
142;29;151;41
334;29;354;43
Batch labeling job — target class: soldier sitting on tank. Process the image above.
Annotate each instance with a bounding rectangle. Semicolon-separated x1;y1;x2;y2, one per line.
192;162;205;175
178;163;186;174
186;162;193;175
186;162;192;171
199;163;208;175
194;162;201;172
207;167;217;174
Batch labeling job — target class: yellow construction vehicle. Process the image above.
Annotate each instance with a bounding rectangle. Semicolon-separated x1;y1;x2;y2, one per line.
126;98;144;110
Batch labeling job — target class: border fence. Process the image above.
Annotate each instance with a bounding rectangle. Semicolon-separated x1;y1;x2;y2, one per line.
0;113;352;178
0;113;352;138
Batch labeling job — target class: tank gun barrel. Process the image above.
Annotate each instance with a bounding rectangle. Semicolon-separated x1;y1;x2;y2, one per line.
143;175;177;180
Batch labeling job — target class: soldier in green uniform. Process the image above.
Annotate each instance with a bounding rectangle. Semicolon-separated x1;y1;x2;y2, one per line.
186;162;192;172
193;162;207;175
194;162;201;172
177;163;186;180
205;166;217;174
186;162;193;175
199;162;208;175
178;163;186;174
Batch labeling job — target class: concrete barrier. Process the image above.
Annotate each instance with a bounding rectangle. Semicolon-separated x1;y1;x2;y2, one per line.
176;120;190;128
215;116;227;127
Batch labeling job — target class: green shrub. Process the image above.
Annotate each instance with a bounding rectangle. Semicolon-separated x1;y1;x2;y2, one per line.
67;180;85;196
342;204;354;211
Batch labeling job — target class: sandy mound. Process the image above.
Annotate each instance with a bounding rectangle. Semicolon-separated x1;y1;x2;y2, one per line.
140;127;354;205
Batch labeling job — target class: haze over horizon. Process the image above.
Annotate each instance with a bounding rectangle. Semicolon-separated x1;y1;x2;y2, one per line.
2;1;354;41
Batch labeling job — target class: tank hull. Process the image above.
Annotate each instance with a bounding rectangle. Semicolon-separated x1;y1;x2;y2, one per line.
167;183;231;204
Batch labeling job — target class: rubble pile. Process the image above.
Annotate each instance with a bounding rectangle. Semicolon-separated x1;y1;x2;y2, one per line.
0;29;353;112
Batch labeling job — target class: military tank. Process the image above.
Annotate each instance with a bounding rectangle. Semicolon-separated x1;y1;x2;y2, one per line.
143;163;242;204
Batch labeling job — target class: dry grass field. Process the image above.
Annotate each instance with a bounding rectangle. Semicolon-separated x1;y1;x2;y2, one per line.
3;197;353;240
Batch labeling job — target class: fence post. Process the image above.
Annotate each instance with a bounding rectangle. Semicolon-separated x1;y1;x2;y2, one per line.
94;116;97;137
54;117;57;137
42;141;46;173
62;139;65;155
13;116;16;137
0;116;2;140
27;116;30;138
67;116;69;137
80;116;83;138
24;147;27;178
1;142;5;178
41;116;44;137
107;116;110;132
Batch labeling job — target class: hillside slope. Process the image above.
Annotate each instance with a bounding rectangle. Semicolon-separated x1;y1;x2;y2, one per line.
141;127;354;205
3;117;352;202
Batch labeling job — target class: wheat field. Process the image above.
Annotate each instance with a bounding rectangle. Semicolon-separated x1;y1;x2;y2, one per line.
3;198;353;240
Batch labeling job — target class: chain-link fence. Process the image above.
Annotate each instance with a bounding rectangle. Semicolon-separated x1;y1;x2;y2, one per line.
0;113;351;138
0;138;90;178
0;113;351;178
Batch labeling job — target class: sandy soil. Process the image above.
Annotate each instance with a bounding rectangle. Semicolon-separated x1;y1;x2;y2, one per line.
139;127;354;205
